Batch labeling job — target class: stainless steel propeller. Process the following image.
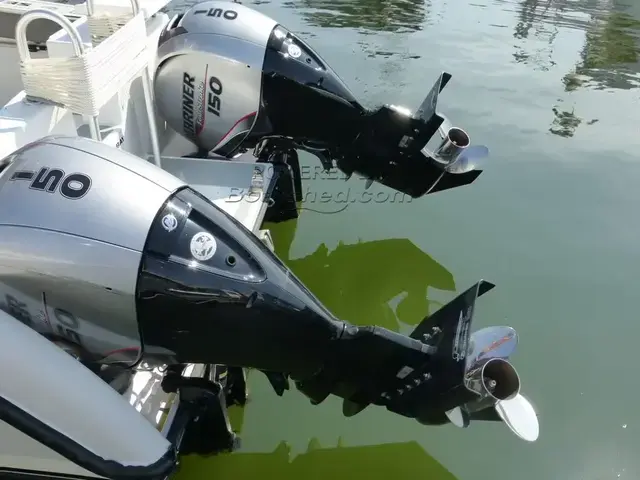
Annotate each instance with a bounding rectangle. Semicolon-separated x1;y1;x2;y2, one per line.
467;325;518;363
445;144;489;174
429;113;490;174
445;326;539;442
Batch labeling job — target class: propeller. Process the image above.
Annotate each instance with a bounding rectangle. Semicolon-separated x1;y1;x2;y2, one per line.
448;326;539;442
445;145;489;174
445;406;470;428
494;393;539;442
466;326;518;364
428;113;490;174
341;325;538;442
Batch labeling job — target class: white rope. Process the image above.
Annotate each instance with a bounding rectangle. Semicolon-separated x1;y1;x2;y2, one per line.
18;11;147;117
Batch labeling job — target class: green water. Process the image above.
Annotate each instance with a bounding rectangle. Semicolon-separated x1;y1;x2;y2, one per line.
169;0;640;478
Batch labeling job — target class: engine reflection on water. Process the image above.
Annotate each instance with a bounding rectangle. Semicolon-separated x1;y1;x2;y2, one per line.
267;214;456;333
176;439;456;480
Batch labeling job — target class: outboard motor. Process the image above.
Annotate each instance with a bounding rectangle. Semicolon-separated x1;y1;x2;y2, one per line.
154;0;490;198
0;137;537;476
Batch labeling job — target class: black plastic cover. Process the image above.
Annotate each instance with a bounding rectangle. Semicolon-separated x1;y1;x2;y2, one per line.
135;187;344;376
249;25;365;148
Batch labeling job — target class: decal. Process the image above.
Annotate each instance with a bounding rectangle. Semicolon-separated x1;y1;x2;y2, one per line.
287;43;302;58
190;231;217;261
207;76;223;117
396;366;414;379
182;72;196;137
53;306;82;346
452;307;472;362
182;70;210;137
478;331;516;359
0;283;140;360
2;293;34;327
161;213;178;232
193;7;238;19
9;167;91;199
0;290;83;346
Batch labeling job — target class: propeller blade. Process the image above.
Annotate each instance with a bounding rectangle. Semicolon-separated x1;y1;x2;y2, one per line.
494;393;539;442
466;326;518;370
445;145;489;174
445;406;470;428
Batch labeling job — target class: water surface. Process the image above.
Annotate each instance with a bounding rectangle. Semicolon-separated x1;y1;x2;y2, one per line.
167;0;640;478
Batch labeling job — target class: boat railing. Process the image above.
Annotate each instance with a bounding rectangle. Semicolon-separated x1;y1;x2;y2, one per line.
14;0;161;165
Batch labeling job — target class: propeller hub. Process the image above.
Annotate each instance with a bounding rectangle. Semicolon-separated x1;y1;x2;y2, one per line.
465;357;520;401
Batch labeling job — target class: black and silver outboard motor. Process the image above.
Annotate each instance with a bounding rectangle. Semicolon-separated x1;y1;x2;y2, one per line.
0;136;537;479
153;0;490;202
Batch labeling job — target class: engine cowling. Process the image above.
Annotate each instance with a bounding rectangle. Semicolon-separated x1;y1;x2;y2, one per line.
154;0;364;156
